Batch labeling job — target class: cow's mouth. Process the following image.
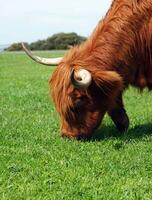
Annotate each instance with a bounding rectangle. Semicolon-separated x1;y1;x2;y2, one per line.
61;115;103;140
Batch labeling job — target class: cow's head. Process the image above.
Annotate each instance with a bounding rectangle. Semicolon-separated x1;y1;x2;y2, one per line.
22;44;123;139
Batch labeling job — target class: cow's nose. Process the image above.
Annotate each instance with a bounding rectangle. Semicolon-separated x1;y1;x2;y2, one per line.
61;132;91;140
76;135;91;141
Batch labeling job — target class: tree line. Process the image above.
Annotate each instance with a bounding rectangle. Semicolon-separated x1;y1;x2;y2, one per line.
5;32;86;51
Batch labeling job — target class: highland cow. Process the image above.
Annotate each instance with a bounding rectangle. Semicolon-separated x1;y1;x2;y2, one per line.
22;0;152;139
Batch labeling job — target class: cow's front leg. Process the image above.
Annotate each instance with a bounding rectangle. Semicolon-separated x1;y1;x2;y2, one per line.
108;95;129;131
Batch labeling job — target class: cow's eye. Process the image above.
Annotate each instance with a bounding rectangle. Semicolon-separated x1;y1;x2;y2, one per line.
75;96;88;108
75;99;83;108
70;99;82;113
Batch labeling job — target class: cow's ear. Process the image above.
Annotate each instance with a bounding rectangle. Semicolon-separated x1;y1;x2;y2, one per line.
93;70;123;97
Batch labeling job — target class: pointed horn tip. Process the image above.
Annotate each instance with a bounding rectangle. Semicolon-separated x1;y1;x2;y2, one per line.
21;42;63;66
21;42;25;49
21;42;28;52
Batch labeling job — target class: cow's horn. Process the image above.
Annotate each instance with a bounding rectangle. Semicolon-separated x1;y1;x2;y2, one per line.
22;43;63;66
71;69;92;89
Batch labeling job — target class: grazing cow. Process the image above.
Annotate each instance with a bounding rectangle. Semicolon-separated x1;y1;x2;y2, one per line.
22;0;152;139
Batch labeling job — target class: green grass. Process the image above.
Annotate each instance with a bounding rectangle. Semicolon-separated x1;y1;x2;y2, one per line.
0;51;152;200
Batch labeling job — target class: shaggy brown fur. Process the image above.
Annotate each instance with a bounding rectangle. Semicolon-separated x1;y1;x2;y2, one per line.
50;0;152;139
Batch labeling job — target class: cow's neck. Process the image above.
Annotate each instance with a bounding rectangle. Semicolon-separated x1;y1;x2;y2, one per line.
86;0;152;89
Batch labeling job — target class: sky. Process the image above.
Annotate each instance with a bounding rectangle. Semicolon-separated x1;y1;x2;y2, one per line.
0;0;112;45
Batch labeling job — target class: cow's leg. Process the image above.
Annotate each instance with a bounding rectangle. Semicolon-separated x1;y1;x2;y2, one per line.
108;94;129;131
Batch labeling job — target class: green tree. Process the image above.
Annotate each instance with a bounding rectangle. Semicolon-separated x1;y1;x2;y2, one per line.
5;33;86;51
6;43;28;51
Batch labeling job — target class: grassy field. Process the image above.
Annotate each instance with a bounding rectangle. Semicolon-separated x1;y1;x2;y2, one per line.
0;51;152;200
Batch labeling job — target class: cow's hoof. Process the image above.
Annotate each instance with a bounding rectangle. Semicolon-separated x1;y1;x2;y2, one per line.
115;120;129;132
115;113;129;132
109;108;129;132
